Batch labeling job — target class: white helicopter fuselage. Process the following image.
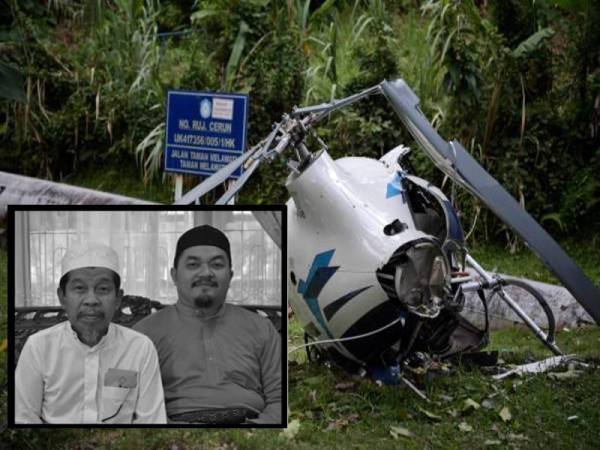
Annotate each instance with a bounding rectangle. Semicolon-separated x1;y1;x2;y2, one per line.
286;147;441;363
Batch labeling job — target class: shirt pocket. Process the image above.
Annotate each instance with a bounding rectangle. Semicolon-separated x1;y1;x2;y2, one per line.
102;386;133;423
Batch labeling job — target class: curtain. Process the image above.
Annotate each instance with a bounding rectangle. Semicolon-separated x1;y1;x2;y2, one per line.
20;210;281;307
14;211;30;307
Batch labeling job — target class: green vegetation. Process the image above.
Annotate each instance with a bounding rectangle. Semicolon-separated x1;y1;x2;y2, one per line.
66;163;173;203
282;327;600;450
57;330;599;450
1;0;599;242
470;237;600;285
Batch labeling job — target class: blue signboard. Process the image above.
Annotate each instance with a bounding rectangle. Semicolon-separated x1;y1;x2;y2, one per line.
164;90;248;178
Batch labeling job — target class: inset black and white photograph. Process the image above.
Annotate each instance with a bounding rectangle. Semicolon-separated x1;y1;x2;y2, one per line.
8;206;286;427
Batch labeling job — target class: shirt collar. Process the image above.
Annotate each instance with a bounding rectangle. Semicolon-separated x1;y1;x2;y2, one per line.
66;321;114;351
175;300;228;321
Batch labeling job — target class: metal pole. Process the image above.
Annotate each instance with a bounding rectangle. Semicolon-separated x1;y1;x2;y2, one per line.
227;180;235;205
291;84;382;118
465;254;494;284
174;175;183;202
466;254;562;355
495;288;562;355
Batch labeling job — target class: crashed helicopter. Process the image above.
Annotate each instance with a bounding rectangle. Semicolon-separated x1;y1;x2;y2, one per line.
4;79;597;383
173;79;600;381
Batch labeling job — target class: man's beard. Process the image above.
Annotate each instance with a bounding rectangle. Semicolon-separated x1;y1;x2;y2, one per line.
194;295;214;309
192;277;218;309
72;323;109;347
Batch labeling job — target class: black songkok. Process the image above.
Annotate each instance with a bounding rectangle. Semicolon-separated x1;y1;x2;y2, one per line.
174;225;231;268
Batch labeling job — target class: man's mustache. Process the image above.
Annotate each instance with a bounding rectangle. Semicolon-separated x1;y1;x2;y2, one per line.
192;277;218;287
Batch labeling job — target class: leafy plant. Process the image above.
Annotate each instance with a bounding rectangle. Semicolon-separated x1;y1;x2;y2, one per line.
0;0;598;242
0;62;25;102
0;0;165;178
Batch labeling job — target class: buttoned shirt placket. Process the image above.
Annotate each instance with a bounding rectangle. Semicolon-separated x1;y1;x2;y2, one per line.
200;314;217;381
70;328;105;423
177;303;227;384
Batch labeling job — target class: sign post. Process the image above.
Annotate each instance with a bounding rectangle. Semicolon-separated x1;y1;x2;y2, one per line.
164;90;248;203
174;175;183;202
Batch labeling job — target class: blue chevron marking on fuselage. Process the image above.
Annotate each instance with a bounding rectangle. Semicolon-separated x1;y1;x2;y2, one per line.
298;250;339;338
386;171;406;199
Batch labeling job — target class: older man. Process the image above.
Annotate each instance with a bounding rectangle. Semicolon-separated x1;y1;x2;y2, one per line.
15;242;167;424
134;225;282;424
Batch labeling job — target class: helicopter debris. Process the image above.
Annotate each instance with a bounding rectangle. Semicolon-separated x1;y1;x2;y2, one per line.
492;354;587;380
171;78;599;379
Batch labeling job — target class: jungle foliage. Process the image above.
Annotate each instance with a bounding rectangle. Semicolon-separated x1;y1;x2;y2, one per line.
0;0;599;243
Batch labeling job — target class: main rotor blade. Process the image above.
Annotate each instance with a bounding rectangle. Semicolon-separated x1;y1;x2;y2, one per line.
292;85;382;123
0;171;156;219
381;79;600;324
381;80;470;191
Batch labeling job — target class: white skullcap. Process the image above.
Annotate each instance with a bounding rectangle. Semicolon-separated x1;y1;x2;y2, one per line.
60;242;120;279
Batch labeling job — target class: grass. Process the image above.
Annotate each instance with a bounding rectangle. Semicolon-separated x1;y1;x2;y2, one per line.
61;162;237;206
63;162;174;204
281;321;600;450
3;307;599;450
469;237;600;286
4;311;599;449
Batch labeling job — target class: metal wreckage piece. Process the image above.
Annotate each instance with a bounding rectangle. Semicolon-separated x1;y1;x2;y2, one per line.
491;354;589;381
0;170;156;219
172;79;600;389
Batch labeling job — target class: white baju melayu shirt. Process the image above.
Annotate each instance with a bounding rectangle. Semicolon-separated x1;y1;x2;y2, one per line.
15;321;167;424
